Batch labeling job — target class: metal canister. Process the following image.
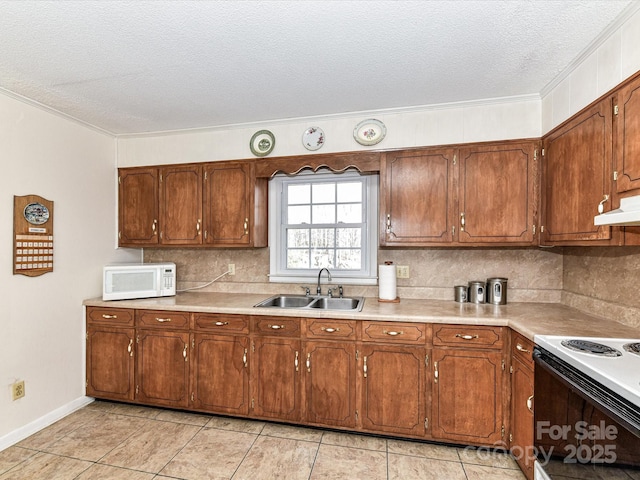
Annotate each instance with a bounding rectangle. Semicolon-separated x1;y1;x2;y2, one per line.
486;277;508;305
468;281;485;304
454;285;468;303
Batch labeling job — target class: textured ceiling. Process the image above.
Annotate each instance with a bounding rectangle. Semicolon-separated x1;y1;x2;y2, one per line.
0;0;636;135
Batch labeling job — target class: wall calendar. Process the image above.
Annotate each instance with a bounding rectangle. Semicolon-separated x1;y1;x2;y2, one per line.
13;194;54;277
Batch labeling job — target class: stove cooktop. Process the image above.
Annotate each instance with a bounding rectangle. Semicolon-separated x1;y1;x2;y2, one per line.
534;335;640;408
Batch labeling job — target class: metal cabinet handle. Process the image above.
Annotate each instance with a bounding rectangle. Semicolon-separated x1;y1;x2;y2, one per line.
386;214;392;234
102;314;118;319
516;343;531;354
243;348;248;368
295;351;299;372
455;334;478;340
383;330;403;336
244;217;249;235
268;324;285;330
306;352;311;373
598;194;610;214
363;356;368;378
214;321;229;326
156;317;172;323
527;395;534;413
152;219;158;235
183;344;188;362
196;219;201;234
321;327;340;333
434;361;439;383
460;212;465;232
127;338;133;356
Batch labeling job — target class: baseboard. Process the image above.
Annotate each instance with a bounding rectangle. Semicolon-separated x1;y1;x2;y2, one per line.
0;396;94;452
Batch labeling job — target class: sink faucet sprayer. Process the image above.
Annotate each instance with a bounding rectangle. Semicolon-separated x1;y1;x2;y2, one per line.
317;268;331;295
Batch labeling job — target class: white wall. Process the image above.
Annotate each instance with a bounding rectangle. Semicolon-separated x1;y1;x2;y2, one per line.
0;92;140;447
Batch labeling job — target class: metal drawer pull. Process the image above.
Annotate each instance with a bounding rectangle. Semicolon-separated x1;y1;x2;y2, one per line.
527;395;534;413
383;330;403;336
156;318;172;323
127;338;133;356
363;356;368;378
306;352;311;372
295;351;299;372
214;321;229;326
243;348;248;368
434;361;439;383
516;343;531;354
321;327;340;333
102;314;118;319
183;344;188;361
455;334;479;340
268;324;285;330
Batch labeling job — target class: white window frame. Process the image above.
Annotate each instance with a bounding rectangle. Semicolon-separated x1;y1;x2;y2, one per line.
269;169;378;285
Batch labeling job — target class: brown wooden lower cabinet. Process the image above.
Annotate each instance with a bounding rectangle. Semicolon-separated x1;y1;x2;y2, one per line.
86;307;529;475
510;355;534;479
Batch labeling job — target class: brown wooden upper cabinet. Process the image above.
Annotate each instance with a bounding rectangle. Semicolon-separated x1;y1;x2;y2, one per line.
541;97;615;245
614;74;640;194
380;140;538;247
118;160;267;248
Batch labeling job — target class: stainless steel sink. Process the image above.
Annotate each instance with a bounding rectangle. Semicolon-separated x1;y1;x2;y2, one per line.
254;294;364;312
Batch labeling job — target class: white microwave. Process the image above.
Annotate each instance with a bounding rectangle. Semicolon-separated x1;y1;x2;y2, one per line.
103;263;176;301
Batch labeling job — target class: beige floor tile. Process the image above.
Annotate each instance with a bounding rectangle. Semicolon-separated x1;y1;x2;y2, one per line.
387;438;460;461
388;453;467;480
105;402;163;419
161;427;257;480
75;463;156;479
0;447;36;475
260;422;324;442
457;446;519;469
542;459;636;480
154;408;212;426
626;470;640;480
206;415;266;434
17;408;105;450
0;452;92;480
232;435;318;480
310;444;387;480
99;419;200;473
321;431;387;451
463;464;527;479
42;413;147;461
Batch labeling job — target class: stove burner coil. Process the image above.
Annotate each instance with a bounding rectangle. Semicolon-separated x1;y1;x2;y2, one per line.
623;342;640;356
560;339;622;357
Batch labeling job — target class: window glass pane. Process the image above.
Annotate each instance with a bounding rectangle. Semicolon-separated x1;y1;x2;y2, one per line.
337;182;362;202
312;183;335;203
336;228;361;247
287;229;309;248
287;249;309;268
288;184;310;204
336;249;361;269
310;228;335;247
311;249;334;269
337;204;362;223
312;204;335;224
288;205;310;224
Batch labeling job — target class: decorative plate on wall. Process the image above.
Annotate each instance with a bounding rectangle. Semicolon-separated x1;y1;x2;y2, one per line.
250;130;276;157
302;126;325;151
353;119;386;146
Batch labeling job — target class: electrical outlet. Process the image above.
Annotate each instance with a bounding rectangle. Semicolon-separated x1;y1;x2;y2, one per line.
12;380;25;401
396;265;410;279
228;264;235;275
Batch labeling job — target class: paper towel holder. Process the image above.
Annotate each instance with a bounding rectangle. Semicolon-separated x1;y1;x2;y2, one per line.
378;261;400;303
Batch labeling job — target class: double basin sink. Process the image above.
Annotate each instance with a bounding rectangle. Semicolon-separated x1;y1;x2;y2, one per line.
254;294;364;312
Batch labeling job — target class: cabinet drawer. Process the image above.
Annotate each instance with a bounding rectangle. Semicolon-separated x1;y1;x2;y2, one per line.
306;319;357;340
193;313;249;334
252;316;301;337
86;307;134;326
136;310;190;329
433;325;504;349
511;331;534;367
361;321;428;344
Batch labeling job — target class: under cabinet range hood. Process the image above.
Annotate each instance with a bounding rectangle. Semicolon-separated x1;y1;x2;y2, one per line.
594;195;640;226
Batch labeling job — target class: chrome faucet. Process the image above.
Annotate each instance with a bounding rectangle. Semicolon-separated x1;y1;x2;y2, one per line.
316;268;331;295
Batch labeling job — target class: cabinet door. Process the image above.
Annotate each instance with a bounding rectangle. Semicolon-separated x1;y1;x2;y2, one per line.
118;168;159;246
191;333;249;415
159;165;203;244
380;149;456;245
432;348;505;445
86;326;135;401
305;341;357;428
359;344;426;436
541;98;614;244
614;75;640;193
250;337;302;421
458;141;537;244
136;329;190;408
510;356;534;479
203;162;252;246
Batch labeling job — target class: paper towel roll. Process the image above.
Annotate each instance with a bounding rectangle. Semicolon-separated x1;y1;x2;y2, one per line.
378;264;397;300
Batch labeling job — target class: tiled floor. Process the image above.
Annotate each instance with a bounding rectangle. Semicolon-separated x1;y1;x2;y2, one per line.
0;401;527;479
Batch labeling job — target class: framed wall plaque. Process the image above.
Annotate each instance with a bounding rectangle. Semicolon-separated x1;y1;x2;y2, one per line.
13;194;54;276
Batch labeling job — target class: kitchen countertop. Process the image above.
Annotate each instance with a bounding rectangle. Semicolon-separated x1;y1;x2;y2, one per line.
84;292;639;341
